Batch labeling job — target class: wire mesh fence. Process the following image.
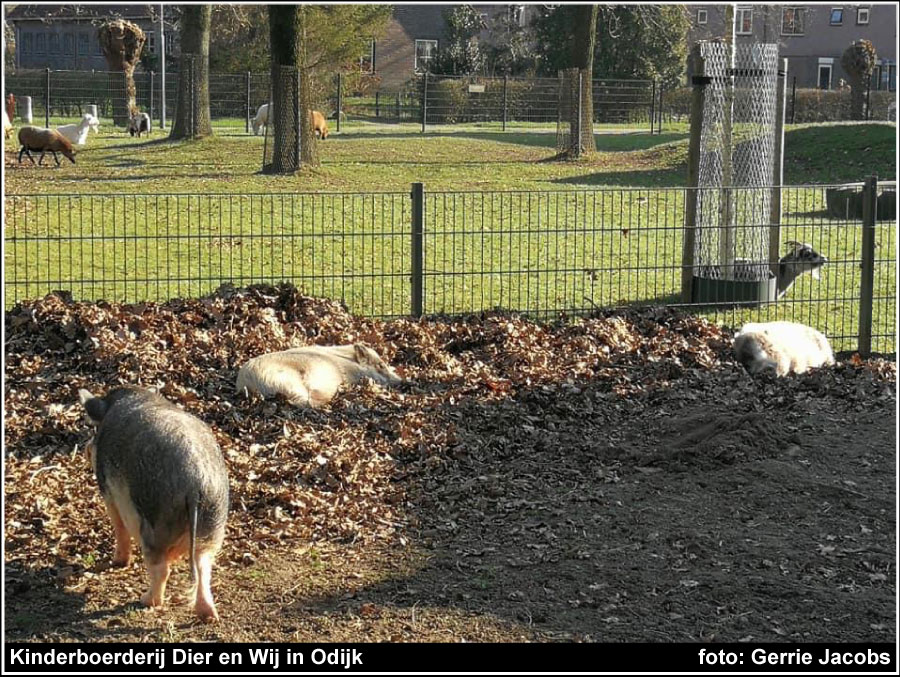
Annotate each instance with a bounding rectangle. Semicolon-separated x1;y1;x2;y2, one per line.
4;182;895;354
5;68;662;135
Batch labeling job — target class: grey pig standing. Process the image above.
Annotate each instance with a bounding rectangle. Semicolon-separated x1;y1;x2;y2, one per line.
79;386;229;622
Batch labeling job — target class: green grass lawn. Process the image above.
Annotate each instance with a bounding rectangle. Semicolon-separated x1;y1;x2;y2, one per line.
4;121;896;352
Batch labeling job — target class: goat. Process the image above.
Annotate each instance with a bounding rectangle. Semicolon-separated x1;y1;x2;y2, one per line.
56;113;100;146
128;112;151;138
236;344;402;408
734;321;834;377
776;241;827;298
17;126;77;166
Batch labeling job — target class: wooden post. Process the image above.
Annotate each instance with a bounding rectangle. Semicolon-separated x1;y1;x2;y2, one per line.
858;175;877;356
681;44;707;303
336;72;342;133
769;58;788;278
502;74;509;131
650;79;656;134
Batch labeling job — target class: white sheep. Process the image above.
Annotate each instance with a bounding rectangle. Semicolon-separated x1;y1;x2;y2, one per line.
56;113;100;146
128;112;151;138
251;103;269;136
733;321;834;377
236;344;402;408
17;126;77;166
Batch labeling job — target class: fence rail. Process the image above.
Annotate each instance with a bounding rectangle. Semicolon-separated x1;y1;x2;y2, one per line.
4;182;896;354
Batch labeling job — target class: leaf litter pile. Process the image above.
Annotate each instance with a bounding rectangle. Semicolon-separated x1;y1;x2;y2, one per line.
5;284;896;642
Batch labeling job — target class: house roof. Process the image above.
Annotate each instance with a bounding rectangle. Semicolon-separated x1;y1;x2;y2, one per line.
6;4;170;22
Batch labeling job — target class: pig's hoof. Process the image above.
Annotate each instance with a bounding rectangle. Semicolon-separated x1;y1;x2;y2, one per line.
140;591;164;608
195;601;219;623
111;556;131;568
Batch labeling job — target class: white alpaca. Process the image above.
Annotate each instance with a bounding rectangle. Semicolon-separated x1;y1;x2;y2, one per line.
56;113;100;146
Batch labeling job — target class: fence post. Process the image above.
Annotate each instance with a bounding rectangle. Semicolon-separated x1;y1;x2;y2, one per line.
657;85;665;134
411;182;425;318
768;58;788;278
396;92;401;121
649;80;657;135
150;71;155;129
790;75;796;124
336;72;342;133
45;67;51;128
375;91;380;118
246;71;251;134
502;74;508;131
681;45;706;303
858;175;878;356
421;72;428;133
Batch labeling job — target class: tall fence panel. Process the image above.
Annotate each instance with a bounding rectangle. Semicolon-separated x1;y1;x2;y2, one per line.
4;192;413;318
4;184;895;354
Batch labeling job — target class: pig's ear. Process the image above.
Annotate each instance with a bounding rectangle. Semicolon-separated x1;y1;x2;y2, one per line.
79;389;107;423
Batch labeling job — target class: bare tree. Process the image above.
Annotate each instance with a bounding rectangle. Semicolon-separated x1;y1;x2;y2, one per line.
97;20;146;127
170;5;212;139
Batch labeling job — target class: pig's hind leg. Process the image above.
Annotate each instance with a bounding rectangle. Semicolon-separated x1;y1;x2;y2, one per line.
103;497;133;567
192;547;220;622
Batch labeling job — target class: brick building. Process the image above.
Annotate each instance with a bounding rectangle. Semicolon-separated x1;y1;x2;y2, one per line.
687;4;896;90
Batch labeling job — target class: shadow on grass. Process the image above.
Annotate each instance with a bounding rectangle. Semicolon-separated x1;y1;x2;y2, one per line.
551;168;685;188
333;130;688;152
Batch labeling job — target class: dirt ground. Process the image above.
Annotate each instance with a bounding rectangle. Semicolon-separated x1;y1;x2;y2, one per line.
4;286;896;643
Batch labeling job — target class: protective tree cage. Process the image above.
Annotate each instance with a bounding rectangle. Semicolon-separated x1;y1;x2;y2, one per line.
681;42;787;304
556;67;590;158
262;65;315;174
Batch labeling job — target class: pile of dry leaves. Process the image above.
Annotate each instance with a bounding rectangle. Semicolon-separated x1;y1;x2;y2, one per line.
5;284;894;587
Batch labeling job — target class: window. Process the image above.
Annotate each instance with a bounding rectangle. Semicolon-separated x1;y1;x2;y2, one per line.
63;32;74;56
830;8;843;25
857;7;869;24
781;7;804;35
78;32;89;56
95;34;103;55
21;33;33;54
146;30;156;54
35;33;46;54
164;31;175;56
509;5;527;27
736;7;753;34
414;39;438;73
359;38;375;73
697;9;708;25
49;33;60;54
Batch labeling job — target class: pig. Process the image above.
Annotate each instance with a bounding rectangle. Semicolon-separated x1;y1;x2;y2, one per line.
236;343;402;408
78;386;229;622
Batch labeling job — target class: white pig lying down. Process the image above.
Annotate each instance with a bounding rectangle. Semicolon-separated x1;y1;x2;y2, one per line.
236;344;403;408
733;321;835;377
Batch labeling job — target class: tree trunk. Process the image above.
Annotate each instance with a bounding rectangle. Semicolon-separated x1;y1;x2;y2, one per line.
97;20;145;128
569;4;598;154
170;5;212;139
266;5;318;173
849;76;866;120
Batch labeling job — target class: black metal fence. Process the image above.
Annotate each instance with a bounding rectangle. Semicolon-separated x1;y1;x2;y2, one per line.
4;181;896;354
5;68;664;135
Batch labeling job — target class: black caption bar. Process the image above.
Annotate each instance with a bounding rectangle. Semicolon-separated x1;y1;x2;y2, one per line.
4;643;897;673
